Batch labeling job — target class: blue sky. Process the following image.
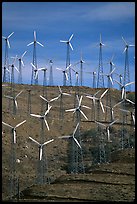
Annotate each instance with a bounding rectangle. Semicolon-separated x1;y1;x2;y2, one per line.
2;2;135;91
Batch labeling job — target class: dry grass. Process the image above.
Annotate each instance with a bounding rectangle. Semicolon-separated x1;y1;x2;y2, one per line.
2;83;135;201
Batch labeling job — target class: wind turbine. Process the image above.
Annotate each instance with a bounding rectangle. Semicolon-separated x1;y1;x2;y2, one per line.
56;64;72;86
56;86;71;121
29;136;54;160
97;33;106;88
85;90;101;121
122;36;135;92
4;90;23;114
95;119;118;142
48;59;54;86
17;51;27;84
31;63;47;84
58;123;81;148
30;104;52;131
114;80;135;99
2;120;26;143
60;34;74;85
2;32;14;82
27;31;44;85
9;55;19;84
119;108;135;126
65;95;90;121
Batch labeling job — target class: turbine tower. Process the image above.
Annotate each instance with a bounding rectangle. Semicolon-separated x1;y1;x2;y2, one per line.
65;95;90;173
97;34;105;88
2;32;14;83
122;36;135;92
60;34;74;86
49;60;54;86
2;120;26;198
29;137;54;184
17;51;27;84
27;31;44;85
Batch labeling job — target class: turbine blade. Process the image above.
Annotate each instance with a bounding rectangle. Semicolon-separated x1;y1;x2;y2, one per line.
60;40;68;43
100;89;108;99
107;128;111;142
31;63;36;69
40;95;48;102
14;99;18;109
122;88;125;99
126;98;135;105
50;96;60;102
125;81;135;87
109;67;115;75
65;108;75;112
114;79;123;87
69;42;73;51
21;51;27;58
58;135;72;139
30;113;42;118
13;129;16;144
122;36;127;45
43;139;54;146
65;72;69;81
79;109;88;120
39;147;42;161
109;76;113;85
21;60;24;66
29;136;40;145
63;92;71;96
100;101;105;113
2;121;13;129
82;105;91;109
37;41;44;47
15;90;23;98
15;120;26;128
15;66;19;73
34;31;36;41
4;95;13;99
113;100;124;108
73;137;81;149
27;41;34;46
8;32;14;39
69;34;73;41
44;119;50;131
95;121;106;127
73;123;79;136
109;119;118;126
7;39;11;48
79;96;83;106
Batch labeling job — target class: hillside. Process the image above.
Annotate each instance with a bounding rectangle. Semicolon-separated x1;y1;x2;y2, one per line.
2;83;135;201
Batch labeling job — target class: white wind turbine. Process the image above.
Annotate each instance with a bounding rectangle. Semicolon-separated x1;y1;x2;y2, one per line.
30;104;52;131
27;31;44;85
58;123;81;148
27;31;44;47
17;51;27;84
60;34;74;85
65;95;91;120
2;32;14;83
113;94;135;108
100;67;116;88
57;85;71;99
2;32;14;49
119;108;135;125
29;136;54;160
56;64;72;86
95;119;118;142
114;80;135;99
2;120;26;143
87;89;108;113
4;90;23;110
122;36;135;91
40;94;59;106
31;63;47;81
